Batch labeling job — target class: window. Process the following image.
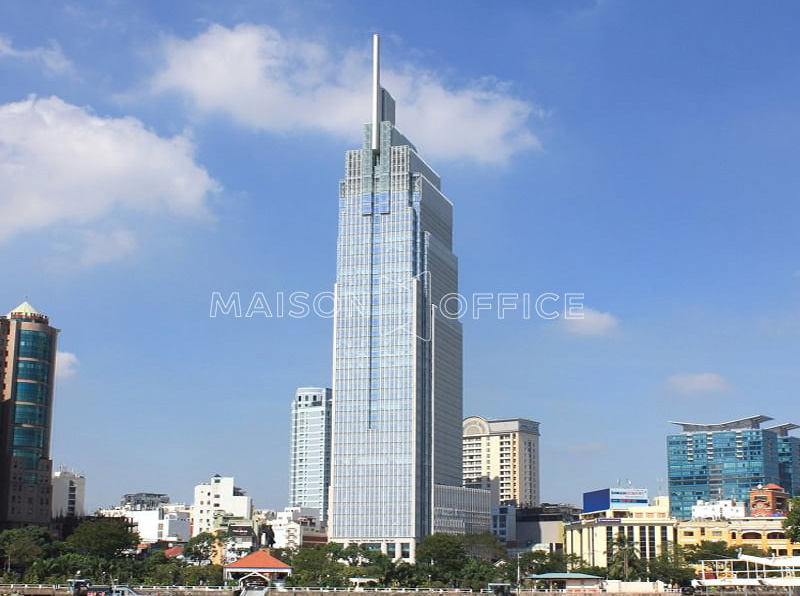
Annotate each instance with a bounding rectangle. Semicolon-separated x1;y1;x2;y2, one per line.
741;532;762;540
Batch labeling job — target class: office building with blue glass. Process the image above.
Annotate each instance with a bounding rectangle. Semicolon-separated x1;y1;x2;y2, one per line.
329;35;464;560
0;302;58;528
771;423;800;497
667;415;799;520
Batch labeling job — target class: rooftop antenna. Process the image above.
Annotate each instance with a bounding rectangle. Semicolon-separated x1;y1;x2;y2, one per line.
371;33;380;154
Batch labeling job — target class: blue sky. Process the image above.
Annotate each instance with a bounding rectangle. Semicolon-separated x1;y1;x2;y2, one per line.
3;0;800;511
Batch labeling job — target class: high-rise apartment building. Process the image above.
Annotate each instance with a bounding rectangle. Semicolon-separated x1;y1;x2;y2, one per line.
462;416;541;507
52;467;86;518
0;302;59;528
329;35;464;559
667;415;799;520
192;475;253;536
289;387;332;522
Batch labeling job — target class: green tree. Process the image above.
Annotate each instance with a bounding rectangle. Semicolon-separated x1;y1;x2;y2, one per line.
139;551;182;585
462;533;506;562
460;558;502;590
26;552;105;583
180;563;224;586
683;540;738;563
784;497;800;543
183;532;219;564
66;518;139;560
359;549;395;586
416;533;466;586
286;545;346;587
383;560;419;587
646;543;695;587
607;534;644;580
0;526;54;579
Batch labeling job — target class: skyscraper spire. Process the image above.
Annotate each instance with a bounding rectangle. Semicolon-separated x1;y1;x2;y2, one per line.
371;33;380;153
329;34;479;561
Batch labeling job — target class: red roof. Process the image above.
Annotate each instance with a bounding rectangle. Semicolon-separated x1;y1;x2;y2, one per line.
763;483;785;491
225;549;291;570
164;545;184;559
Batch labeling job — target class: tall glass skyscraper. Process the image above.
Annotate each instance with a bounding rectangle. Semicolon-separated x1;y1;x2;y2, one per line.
667;415;799;520
771;423;800;497
289;387;332;522
0;301;59;528
329;35;463;560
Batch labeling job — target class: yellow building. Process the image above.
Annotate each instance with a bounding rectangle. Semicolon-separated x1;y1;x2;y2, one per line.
564;497;678;568
463;416;540;507
677;517;799;556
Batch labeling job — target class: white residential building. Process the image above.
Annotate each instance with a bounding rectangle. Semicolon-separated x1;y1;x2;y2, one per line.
290;387;332;523
97;503;190;543
52;468;86;518
271;507;327;550
192;475;253;537
692;499;747;520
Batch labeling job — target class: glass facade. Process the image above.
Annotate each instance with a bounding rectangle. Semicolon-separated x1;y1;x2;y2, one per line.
777;435;800;496
289;387;332;522
0;303;58;527
668;422;785;520
329;85;462;553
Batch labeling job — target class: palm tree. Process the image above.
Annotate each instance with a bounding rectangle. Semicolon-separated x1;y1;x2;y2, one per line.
607;533;642;581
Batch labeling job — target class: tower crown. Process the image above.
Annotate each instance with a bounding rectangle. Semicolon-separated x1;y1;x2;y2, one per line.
7;301;49;324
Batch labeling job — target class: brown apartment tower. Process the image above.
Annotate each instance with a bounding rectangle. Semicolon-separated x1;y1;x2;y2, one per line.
0;302;59;528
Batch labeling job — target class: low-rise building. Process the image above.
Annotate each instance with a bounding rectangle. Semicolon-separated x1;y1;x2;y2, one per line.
677;516;797;556
192;475;253;537
270;507;327;550
496;503;581;552
52;468;86;518
97;502;190;543
564;495;678;568
214;516;260;563
750;483;789;517
433;485;492;535
691;499;746;520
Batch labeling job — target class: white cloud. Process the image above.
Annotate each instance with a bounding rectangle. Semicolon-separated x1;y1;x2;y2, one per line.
564;307;620;336
76;229;138;266
0;35;74;74
151;24;540;164
665;372;731;394
55;351;79;381
0;96;220;259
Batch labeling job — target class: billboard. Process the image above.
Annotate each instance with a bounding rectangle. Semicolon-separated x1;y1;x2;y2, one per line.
583;488;649;513
610;488;649;507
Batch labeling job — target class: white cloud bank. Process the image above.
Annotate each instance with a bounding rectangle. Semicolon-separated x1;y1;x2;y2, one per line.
0;35;74;74
55;351;79;380
0;96;219;258
665;372;731;394
151;24;540;164
564;307;620;336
